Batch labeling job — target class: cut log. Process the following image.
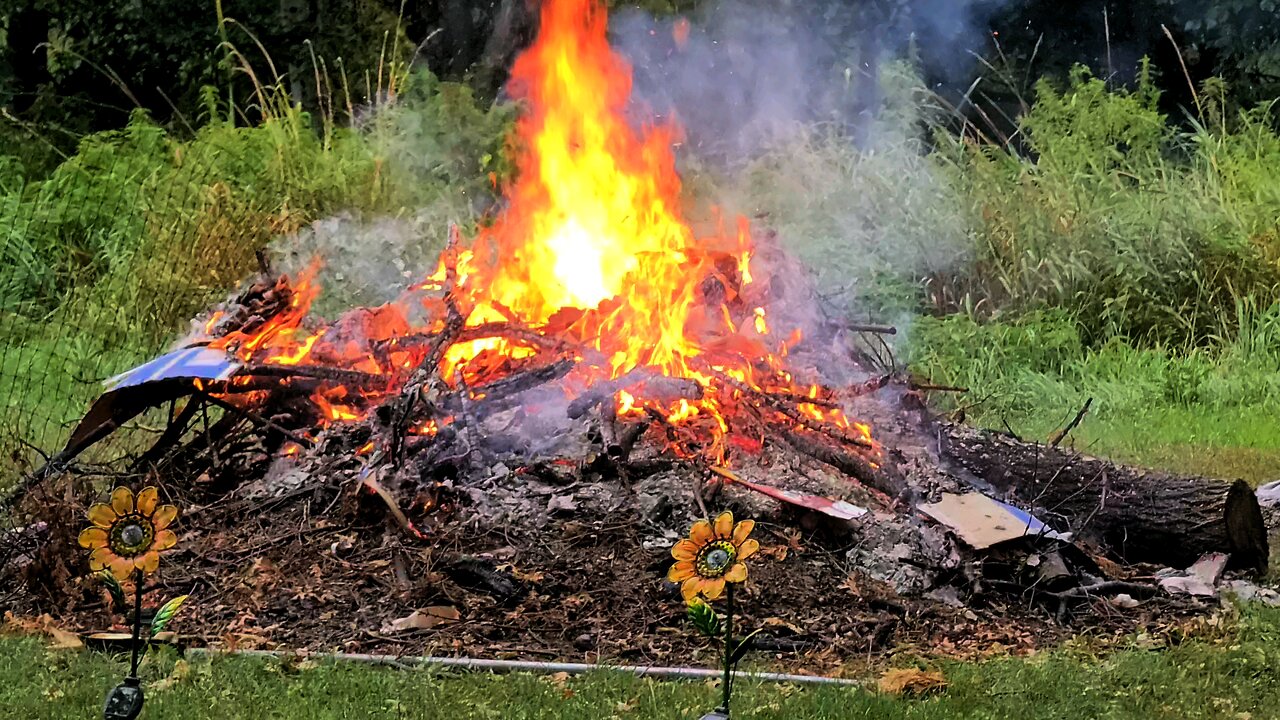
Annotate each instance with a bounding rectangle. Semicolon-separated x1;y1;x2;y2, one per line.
939;423;1268;571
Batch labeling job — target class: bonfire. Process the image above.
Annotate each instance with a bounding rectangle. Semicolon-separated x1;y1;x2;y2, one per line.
6;0;1270;665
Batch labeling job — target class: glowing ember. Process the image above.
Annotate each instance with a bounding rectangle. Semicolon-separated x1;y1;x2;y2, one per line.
190;0;879;467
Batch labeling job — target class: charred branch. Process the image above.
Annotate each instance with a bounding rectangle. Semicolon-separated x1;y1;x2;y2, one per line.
781;429;912;504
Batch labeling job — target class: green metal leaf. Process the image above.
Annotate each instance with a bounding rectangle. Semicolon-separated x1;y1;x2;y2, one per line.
729;628;763;666
149;595;189;637
97;570;127;612
686;598;721;638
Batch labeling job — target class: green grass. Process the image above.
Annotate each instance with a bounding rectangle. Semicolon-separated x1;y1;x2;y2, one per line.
8;605;1280;718
907;312;1280;484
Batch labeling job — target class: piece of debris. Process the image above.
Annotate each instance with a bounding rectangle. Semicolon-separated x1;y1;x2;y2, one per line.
1159;552;1230;597
1221;580;1280;607
381;606;461;633
877;668;947;696
918;492;1065;550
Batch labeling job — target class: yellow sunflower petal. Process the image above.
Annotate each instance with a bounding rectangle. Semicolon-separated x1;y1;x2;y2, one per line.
138;550;160;575
732;519;755;545
151;505;178;530
88;547;113;572
107;555;134;582
136;487;159;516
78;527;109;549
671;539;699;561
110;487;135;516
713;511;734;539
724;562;748;583
702;577;726;601
154;529;178;551
689;519;714;546
87;503;117;528
737;538;760;560
668;561;695;583
680;577;702;601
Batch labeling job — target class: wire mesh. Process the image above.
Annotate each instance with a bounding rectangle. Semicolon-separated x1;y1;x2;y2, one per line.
0;133;276;488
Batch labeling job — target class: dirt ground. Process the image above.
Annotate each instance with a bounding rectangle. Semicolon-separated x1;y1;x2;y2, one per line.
9;442;1211;675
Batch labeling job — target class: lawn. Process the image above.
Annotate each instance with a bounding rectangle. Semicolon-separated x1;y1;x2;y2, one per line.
8;604;1280;719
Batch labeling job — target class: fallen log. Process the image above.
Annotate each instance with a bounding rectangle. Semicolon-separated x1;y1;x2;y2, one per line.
939;423;1268;571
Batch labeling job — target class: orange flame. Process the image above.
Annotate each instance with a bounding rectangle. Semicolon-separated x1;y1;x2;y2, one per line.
190;0;878;467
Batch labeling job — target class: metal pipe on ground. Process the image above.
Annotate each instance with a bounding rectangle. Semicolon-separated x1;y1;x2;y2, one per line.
184;648;864;687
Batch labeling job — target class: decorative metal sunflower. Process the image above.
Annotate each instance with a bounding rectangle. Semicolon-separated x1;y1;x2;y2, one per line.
668;510;759;601
78;486;179;580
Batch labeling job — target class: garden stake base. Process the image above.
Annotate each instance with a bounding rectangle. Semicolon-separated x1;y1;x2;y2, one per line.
102;677;143;720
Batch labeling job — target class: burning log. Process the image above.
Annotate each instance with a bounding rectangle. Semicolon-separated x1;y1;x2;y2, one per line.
241;364;385;388
566;371;702;420
460;358;577;410
940;423;1269;571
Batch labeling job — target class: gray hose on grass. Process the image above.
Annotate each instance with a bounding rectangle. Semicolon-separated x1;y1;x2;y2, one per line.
184;648;864;687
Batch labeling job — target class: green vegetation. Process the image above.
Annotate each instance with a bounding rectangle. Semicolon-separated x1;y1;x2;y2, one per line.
5;604;1280;718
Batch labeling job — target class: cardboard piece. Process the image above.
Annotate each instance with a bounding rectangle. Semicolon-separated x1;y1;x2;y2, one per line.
919;492;1067;550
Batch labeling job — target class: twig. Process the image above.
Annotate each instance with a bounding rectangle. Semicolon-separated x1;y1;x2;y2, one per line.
193;390;314;448
391;225;465;460
843;323;897;335
1048;397;1093;448
909;382;968;394
709;369;873;450
1161;25;1203;120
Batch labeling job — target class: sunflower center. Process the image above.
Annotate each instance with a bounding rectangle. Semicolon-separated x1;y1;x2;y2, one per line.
108;514;155;557
122;524;144;546
695;540;737;577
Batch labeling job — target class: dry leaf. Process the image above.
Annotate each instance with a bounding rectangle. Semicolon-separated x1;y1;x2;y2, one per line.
756;545;789;561
46;626;83;650
877;668;947;696
840;575;861;596
382;606;461;633
762;617;804;634
5;612;83;649
543;671;575;698
151;659;191;692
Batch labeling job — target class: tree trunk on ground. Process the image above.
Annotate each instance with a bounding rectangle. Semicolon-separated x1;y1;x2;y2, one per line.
938;423;1269;572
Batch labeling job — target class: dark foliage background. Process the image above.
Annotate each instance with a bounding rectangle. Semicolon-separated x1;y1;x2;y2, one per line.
2;0;1277;166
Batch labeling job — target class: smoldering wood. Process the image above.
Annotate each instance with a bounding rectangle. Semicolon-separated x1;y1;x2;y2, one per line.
194;391;315;449
610;420;650;461
940;423;1269;571
241;364;385;387
780;429;913;504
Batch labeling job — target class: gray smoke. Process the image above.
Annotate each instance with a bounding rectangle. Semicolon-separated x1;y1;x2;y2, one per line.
612;0;1011;157
606;0;1007;326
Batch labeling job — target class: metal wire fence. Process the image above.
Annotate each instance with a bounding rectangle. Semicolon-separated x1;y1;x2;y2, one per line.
0;136;277;487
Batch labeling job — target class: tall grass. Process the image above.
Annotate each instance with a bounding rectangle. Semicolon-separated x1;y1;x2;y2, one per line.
933;65;1280;349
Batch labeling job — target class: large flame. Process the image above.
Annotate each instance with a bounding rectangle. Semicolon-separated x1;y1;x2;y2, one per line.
464;0;705;378
199;0;877;464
